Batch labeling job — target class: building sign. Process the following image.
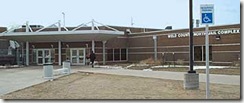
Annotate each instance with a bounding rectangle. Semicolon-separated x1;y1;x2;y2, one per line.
168;28;240;39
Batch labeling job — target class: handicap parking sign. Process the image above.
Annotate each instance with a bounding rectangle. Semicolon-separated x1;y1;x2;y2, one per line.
201;4;214;25
202;13;213;24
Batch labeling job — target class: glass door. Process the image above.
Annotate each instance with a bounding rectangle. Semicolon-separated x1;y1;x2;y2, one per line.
37;50;43;64
36;49;51;65
70;48;85;65
44;49;51;64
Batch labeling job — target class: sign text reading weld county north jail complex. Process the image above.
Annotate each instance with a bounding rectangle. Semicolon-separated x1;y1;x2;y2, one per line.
167;28;240;39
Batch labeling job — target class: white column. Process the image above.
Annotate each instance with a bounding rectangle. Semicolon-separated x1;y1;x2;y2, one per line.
26;21;29;32
102;41;107;65
16;48;20;65
26;41;29;66
58;41;62;65
91;19;95;30
153;35;157;61
92;40;95;53
58;20;61;31
21;42;24;65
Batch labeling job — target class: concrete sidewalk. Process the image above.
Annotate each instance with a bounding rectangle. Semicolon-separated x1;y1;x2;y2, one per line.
0;66;80;96
79;67;240;85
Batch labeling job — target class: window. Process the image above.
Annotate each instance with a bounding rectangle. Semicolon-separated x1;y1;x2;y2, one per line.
107;48;127;61
121;49;127;60
114;49;120;60
194;46;212;61
107;49;113;61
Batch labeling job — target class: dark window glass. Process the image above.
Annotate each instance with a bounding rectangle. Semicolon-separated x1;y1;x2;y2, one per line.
121;49;126;60
203;46;212;61
194;46;212;61
107;49;113;61
194;46;202;61
114;49;120;60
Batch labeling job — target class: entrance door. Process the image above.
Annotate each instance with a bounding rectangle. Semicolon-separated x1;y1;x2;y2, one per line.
70;48;85;65
37;49;51;65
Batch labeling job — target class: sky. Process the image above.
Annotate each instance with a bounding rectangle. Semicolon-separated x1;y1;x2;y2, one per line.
0;0;240;29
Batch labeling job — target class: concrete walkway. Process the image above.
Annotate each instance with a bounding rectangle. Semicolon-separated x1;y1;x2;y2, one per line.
79;67;240;85
0;66;80;96
0;66;240;96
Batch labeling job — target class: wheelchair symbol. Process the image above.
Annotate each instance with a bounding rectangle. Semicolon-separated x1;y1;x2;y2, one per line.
203;14;211;23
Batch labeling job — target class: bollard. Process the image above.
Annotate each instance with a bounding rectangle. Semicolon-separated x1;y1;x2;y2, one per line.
63;61;71;74
43;63;53;81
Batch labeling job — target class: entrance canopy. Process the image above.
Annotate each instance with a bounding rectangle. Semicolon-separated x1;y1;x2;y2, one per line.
0;30;124;42
0;20;124;42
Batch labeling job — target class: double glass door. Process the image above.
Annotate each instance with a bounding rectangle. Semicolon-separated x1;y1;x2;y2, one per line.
70;48;85;65
37;49;51;65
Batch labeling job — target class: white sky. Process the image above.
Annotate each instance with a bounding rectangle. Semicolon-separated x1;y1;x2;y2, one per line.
0;0;240;29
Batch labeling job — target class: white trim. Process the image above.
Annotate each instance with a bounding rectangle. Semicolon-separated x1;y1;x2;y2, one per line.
212;43;240;46
212;51;240;53
128;43;240;50
2;30;124;36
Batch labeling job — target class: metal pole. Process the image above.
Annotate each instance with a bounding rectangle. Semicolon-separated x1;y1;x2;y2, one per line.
188;0;195;73
26;41;29;66
153;35;157;61
102;41;107;65
58;41;61;66
62;12;65;27
205;24;210;99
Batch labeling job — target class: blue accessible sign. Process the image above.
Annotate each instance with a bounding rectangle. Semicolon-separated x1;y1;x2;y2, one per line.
201;4;214;25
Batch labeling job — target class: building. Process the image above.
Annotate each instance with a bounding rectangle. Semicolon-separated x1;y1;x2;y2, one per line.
0;20;240;66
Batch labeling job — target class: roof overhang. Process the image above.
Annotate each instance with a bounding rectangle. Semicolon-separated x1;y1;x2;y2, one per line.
0;30;124;42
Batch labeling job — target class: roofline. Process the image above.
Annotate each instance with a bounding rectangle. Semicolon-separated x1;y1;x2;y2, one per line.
129;24;240;35
1;30;124;37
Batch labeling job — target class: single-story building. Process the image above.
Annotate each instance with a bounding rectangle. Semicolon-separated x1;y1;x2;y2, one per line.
0;20;240;66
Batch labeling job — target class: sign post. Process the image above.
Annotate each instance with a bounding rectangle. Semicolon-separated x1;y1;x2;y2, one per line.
201;4;214;99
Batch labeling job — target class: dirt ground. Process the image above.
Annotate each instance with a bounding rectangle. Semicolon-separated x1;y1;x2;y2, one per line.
1;72;240;99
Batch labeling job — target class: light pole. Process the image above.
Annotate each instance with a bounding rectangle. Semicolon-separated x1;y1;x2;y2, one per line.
184;0;199;90
62;12;65;27
188;0;195;73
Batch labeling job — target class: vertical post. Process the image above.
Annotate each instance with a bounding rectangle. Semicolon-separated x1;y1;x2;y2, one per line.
58;20;61;31
21;42;24;65
126;48;129;61
91;19;95;30
153;35;157;61
205;24;210;99
58;41;62;66
188;0;195;73
26;41;29;66
92;40;95;53
62;12;65;27
16;48;20;66
184;0;199;90
102;41;107;65
173;52;175;67
26;21;29;32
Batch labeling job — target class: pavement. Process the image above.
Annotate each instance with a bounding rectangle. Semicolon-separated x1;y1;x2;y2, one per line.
0;65;240;96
